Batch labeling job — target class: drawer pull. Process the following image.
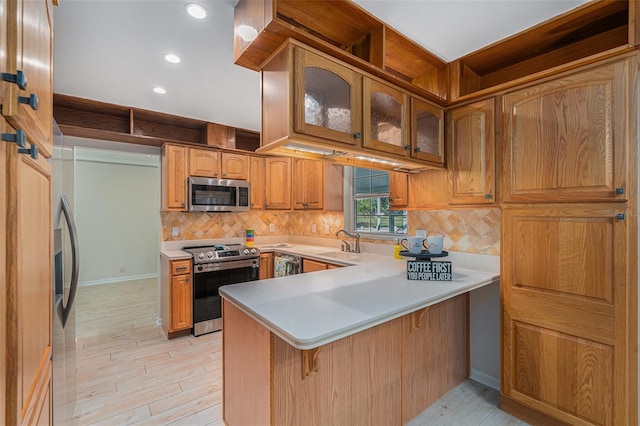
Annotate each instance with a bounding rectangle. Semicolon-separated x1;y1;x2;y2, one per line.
2;70;27;90
175;266;188;271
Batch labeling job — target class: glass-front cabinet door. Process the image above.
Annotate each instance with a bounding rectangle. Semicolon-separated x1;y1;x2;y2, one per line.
411;98;444;164
363;78;409;156
294;48;362;145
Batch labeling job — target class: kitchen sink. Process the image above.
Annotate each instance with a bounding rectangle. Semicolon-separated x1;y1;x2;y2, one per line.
261;243;295;248
317;251;359;260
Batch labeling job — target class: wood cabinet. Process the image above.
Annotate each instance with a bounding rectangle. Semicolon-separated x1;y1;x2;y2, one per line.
363;78;409;157
189;148;219;178
502;57;631;203
162;145;188;211
292;159;343;211
265;157;292;210
301;258;343;273
161;257;193;337
501;206;633;425
411;98;444;165
389;172;408;209
259;253;274;280
2;0;54;159
249;156;265;210
447;98;495;205
221;152;248;180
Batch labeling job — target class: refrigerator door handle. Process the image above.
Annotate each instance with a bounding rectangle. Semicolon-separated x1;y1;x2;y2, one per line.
60;194;79;328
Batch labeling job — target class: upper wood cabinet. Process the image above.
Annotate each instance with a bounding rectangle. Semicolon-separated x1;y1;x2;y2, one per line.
265;157;292;210
412;98;444;165
189;148;220;178
447;99;495;205
294;48;362;146
221;153;249;180
162;145;188;211
502;57;633;203
249;156;265;210
389;172;408;209
363;78;410;157
292;159;344;211
2;0;54;158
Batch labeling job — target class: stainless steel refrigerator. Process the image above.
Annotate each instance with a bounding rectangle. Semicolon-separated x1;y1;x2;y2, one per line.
51;120;78;424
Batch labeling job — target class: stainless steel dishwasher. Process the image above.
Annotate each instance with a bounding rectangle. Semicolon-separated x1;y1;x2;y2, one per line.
273;252;301;277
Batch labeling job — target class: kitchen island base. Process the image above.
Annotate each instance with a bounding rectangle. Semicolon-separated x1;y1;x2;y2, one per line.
222;295;469;425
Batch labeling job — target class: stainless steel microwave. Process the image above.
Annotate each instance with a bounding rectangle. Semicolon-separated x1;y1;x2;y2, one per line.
188;177;250;212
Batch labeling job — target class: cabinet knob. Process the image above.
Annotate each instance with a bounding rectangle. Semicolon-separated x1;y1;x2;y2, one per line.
354;132;361;139
18;144;38;159
616;213;625;220
414;147;421;153
222;173;227;177
1;70;27;90
615;187;625;195
180;202;185;207
485;194;492;199
17;93;39;111
2;129;27;147
404;145;410;150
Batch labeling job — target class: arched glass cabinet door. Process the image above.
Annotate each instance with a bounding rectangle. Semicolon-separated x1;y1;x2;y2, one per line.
363;78;409;156
294;48;362;145
411;98;444;165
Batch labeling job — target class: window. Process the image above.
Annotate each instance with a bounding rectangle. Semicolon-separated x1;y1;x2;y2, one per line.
346;167;406;236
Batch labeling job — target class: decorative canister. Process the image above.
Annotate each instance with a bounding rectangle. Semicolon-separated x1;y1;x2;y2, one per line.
245;229;255;247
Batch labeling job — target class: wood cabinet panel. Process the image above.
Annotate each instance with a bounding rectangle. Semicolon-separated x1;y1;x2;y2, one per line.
401;295;468;423
170;272;192;332
302;258;328;273
411;98;444;165
265;157;292;210
502;58;632;202
363;78;409;156
170;260;191;276
249;156;265;210
502;206;631;424
448;99;495;205
162;145;187;210
293;159;326;210
259;253;273;280
221;153;248;180
189;148;219;178
3;0;54;158
389;172;408;208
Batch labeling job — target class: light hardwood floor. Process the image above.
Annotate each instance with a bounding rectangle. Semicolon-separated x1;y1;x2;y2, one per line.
72;278;527;425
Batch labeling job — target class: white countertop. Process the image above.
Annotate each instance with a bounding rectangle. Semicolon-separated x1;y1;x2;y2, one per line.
220;245;499;350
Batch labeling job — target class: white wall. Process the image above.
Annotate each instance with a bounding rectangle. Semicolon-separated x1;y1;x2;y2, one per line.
75;148;160;285
470;281;501;390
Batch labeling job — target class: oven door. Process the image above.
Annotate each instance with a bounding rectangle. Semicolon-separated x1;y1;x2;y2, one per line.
192;258;259;335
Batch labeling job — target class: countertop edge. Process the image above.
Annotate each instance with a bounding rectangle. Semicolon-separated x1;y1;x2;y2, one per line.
222;275;499;350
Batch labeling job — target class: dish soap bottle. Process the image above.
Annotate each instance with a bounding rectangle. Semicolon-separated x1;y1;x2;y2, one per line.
394;239;403;259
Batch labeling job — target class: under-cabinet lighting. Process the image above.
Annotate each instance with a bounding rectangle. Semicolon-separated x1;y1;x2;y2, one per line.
236;25;258;42
353;155;402;167
153;87;167;94
283;143;336;156
185;3;207;19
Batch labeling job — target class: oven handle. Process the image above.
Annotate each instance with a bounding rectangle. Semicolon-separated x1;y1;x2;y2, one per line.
194;258;259;273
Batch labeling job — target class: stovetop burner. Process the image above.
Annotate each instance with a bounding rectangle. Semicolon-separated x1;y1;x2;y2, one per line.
182;243;260;264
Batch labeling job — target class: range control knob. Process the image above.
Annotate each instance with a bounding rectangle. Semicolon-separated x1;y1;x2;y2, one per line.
243;249;250;255
207;251;214;258
250;248;257;254
197;266;203;272
198;253;205;260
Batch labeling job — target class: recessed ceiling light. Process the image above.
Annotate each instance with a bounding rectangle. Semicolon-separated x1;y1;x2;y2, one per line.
185;3;206;19
164;54;181;64
153;87;167;94
236;24;258;42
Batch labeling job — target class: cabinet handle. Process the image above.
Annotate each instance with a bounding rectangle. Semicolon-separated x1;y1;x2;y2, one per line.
176;266;188;271
17;93;39;110
485;194;492;199
615;187;625;195
354;132;361;139
18;144;38;159
2;129;27;147
616;213;625;220
404;145;410;150
1;70;27;90
414;147;421;153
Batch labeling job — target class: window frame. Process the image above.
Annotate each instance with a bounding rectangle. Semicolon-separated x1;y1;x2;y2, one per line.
343;167;407;239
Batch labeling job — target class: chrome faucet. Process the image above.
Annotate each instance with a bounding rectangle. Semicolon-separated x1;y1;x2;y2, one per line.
336;229;361;253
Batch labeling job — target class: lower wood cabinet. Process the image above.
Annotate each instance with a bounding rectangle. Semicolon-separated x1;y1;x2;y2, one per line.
161;257;193;337
302;258;343;273
222;294;468;425
259;253;274;279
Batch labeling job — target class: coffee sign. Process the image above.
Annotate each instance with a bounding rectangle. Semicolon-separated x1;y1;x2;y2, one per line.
407;261;452;281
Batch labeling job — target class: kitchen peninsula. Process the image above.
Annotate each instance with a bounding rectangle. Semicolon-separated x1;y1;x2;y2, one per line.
220;247;498;425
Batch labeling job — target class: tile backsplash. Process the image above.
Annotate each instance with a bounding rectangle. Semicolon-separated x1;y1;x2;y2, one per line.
408;209;501;255
161;208;501;255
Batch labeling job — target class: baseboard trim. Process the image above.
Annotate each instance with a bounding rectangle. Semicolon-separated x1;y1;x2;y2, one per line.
79;273;158;287
500;395;570;426
469;368;499;391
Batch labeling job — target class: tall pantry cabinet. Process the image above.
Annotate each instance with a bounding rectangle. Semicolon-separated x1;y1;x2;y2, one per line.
1;0;55;425
500;55;637;425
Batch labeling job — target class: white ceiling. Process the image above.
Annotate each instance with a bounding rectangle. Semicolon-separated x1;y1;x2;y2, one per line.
53;0;588;133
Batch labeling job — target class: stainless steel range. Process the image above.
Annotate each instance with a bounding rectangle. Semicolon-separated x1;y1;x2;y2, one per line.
182;244;260;336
